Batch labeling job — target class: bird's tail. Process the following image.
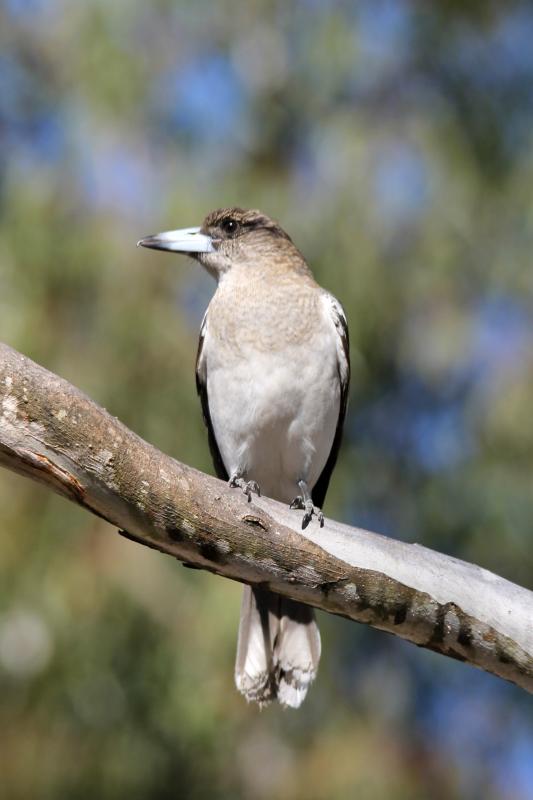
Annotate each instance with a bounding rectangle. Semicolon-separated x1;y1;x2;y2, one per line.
235;585;321;708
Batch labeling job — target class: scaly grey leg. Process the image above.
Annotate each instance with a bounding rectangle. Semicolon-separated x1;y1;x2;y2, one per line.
290;479;324;529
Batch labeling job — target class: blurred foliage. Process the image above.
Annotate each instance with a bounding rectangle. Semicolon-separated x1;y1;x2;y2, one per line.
1;1;533;798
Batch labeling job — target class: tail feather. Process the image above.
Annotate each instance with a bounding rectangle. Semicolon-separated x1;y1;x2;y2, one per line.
275;597;321;709
235;586;279;706
235;586;321;708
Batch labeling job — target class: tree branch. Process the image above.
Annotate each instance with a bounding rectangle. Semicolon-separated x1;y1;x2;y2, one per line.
1;342;532;693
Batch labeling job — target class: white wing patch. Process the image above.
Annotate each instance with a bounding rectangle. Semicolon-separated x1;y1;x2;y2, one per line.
195;310;208;388
321;292;350;400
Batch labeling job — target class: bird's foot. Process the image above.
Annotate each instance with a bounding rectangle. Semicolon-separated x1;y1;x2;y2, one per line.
229;474;261;502
290;480;324;529
290;496;325;529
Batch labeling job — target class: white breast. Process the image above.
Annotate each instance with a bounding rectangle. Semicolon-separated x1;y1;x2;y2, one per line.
201;297;341;504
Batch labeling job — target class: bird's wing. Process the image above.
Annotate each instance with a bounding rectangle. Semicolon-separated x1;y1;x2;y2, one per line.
311;293;350;509
195;311;229;481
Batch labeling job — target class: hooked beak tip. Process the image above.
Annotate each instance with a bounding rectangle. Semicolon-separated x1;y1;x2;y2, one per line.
137;236;160;251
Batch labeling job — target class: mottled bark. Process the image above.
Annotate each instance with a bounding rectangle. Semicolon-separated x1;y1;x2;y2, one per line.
1;342;532;693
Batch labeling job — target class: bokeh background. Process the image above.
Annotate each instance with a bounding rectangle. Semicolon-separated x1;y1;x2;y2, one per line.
1;1;533;798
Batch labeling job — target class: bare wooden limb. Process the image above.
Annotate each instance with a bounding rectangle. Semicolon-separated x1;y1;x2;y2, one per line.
1;342;532;693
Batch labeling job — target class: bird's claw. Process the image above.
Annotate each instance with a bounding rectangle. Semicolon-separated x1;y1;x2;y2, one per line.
229;475;261;502
290;495;324;529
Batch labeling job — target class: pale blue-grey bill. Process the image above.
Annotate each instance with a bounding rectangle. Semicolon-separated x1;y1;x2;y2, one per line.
137;226;214;253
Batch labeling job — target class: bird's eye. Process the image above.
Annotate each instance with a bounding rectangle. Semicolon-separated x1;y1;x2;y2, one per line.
221;218;239;235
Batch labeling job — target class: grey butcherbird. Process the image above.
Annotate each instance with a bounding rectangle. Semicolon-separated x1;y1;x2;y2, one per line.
138;208;350;708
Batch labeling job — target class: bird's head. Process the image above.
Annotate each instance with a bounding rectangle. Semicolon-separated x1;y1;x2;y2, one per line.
138;207;308;280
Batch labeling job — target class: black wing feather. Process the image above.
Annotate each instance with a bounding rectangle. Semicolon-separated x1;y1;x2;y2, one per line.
195;317;229;481
311;301;350;509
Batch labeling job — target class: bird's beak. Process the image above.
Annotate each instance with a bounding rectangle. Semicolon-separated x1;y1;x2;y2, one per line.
137;226;214;254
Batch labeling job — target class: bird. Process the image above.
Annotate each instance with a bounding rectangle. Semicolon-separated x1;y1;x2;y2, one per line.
138;208;350;708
